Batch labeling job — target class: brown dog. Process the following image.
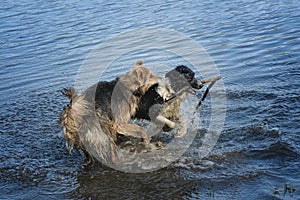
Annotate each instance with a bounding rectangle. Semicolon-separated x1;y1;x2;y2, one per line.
60;61;162;165
60;62;209;165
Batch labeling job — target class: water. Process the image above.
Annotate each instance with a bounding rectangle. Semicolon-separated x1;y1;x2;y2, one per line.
1;0;299;199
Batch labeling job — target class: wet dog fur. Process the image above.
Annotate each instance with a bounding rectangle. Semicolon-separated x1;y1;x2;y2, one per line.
59;61;161;165
60;62;202;165
134;65;203;137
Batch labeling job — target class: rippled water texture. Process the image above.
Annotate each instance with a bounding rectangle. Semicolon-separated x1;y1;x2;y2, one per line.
1;0;299;199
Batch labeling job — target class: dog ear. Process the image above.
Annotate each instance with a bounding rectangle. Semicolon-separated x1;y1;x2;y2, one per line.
135;60;143;66
190;77;203;89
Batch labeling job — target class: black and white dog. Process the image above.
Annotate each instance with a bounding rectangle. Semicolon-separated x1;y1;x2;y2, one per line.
133;65;203;138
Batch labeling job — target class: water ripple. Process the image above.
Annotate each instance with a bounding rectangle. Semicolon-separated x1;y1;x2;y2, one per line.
1;0;300;199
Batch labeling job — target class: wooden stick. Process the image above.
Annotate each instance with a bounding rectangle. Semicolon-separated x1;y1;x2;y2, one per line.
195;75;221;111
166;76;222;104
165;86;194;103
200;75;222;84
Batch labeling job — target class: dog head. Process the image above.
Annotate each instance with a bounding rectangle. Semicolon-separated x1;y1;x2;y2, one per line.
164;65;203;96
119;60;162;95
168;65;203;89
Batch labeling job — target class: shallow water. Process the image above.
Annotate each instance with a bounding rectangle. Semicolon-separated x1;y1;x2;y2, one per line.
1;0;300;199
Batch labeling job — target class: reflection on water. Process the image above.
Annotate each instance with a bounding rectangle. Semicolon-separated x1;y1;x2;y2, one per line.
0;0;299;199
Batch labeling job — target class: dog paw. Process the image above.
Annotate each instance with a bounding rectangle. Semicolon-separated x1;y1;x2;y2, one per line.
82;156;94;168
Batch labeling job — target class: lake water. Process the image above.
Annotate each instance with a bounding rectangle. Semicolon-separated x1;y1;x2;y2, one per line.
1;0;299;199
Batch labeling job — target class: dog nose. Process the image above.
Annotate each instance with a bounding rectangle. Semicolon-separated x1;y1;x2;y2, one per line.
190;78;203;89
196;81;204;89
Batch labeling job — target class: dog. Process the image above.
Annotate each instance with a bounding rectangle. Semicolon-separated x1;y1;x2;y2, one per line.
134;65;203;138
60;61;162;165
60;62;203;165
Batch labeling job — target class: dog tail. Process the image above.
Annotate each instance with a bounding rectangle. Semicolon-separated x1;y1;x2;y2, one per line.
59;88;85;153
60;87;119;164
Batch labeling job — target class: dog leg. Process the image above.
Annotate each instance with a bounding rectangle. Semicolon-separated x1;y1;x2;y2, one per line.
117;123;149;144
174;116;188;138
110;143;119;163
82;149;94;167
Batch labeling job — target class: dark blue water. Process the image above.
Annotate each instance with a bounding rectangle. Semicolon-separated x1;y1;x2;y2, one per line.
1;0;299;199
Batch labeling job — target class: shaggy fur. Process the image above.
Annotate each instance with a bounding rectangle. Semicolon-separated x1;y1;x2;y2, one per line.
60;62;203;165
60;61;161;164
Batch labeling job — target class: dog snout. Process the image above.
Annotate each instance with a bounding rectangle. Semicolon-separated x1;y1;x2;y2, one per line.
190;77;203;89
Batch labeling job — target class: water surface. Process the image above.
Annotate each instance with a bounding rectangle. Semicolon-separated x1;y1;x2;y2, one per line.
1;0;299;199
